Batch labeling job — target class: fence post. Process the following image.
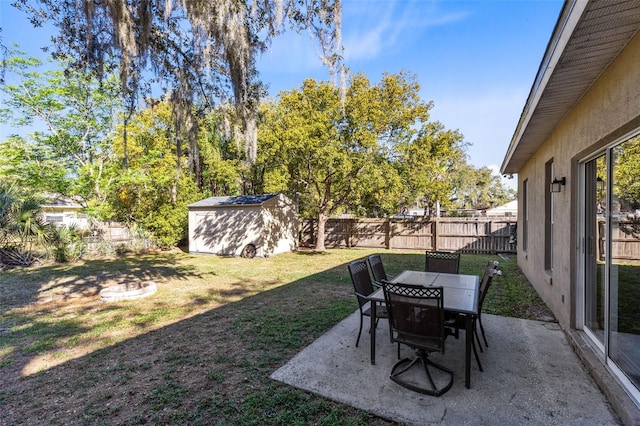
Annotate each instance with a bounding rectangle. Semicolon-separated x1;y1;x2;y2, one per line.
432;219;439;250
386;218;391;249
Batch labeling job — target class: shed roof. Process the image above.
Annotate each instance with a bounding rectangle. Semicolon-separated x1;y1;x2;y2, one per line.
188;193;279;208
501;0;640;175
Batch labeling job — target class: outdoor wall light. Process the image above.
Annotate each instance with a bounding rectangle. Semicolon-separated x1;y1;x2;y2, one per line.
550;177;566;193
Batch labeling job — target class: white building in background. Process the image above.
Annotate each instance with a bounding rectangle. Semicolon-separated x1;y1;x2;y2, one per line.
41;194;90;230
484;200;517;217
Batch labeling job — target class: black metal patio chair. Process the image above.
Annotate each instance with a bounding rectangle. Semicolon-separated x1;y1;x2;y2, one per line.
476;261;501;348
367;254;394;283
446;260;501;356
382;281;454;396
347;259;388;347
424;251;461;274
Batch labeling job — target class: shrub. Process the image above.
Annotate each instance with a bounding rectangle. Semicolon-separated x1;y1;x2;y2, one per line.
51;225;86;262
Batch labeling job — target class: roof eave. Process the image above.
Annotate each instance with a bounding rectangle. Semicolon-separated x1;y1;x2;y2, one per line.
501;0;588;175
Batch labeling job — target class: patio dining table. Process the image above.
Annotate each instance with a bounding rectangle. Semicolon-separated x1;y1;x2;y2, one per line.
369;270;480;389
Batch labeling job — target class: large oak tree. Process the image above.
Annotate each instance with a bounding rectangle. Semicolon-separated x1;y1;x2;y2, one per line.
258;72;466;250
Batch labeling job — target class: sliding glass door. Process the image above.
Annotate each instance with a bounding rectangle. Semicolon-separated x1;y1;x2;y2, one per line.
583;155;606;347
581;134;640;402
609;139;640;391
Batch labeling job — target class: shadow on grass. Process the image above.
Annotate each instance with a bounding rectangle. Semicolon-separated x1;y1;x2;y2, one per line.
0;250;545;425
0;255;387;425
0;253;204;313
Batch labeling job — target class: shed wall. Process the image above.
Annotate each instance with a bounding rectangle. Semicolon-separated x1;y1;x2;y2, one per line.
188;194;298;257
189;206;264;256
262;195;298;256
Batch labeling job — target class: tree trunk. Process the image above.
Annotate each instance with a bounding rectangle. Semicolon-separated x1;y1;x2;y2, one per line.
315;212;329;251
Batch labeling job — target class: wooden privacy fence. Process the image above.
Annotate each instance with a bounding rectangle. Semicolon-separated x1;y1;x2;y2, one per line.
597;218;640;263
300;217;517;254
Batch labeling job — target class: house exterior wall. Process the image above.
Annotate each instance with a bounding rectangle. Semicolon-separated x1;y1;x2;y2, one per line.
42;208;90;230
517;31;640;330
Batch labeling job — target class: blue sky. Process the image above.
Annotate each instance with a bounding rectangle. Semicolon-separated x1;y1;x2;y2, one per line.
1;1;563;183
258;0;563;184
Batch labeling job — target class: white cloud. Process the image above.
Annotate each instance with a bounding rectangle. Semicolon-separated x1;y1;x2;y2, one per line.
342;1;470;63
256;1;473;92
257;31;326;74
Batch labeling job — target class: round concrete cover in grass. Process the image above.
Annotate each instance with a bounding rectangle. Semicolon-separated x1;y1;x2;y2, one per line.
100;281;157;302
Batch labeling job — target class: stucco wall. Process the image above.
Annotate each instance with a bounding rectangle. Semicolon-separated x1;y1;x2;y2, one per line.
517;31;640;329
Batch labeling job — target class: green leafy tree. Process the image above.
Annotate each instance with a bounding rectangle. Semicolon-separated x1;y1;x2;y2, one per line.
0;186;52;266
107;100;202;247
451;165;515;210
258;79;366;250
0;50;121;201
197;110;244;197
258;73;460;250
614;135;640;209
50;224;84;263
258;79;347;251
0;136;68;195
394;120;467;213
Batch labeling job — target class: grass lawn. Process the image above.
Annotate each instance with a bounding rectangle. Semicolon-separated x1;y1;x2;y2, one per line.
0;248;552;425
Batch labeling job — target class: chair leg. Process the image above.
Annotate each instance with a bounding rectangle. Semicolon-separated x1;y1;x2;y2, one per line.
478;315;488;348
444;314;460;339
472;330;483;372
355;312;363;347
474;325;484;353
391;355;420;377
421;358;439;391
390;351;453;396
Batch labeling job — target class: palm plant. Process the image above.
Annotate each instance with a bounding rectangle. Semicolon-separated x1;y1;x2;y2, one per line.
51;224;84;262
0;186;52;266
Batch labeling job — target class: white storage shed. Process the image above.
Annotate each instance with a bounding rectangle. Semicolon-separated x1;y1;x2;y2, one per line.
187;193;298;258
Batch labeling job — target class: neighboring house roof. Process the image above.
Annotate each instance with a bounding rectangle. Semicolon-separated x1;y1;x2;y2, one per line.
41;194;84;210
485;200;518;216
188;193;279;208
501;0;640;175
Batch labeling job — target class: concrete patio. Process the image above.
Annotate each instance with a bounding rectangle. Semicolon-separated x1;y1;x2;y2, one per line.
271;311;622;425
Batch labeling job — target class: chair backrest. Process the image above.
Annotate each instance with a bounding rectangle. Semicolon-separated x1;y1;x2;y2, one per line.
478;261;501;308
367;254;388;283
424;251;460;274
348;259;375;308
382;281;446;353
